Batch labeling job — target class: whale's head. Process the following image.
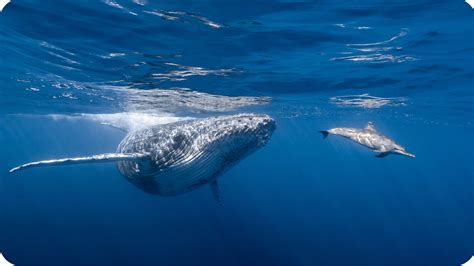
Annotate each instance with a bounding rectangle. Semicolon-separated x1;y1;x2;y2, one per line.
214;113;276;147
202;114;276;160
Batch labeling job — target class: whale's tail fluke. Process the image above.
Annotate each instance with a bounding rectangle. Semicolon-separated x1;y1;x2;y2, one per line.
319;130;329;139
9;153;150;173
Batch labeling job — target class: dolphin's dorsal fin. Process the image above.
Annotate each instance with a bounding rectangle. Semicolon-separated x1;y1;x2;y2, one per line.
365;122;377;132
9;153;150;173
210;180;223;206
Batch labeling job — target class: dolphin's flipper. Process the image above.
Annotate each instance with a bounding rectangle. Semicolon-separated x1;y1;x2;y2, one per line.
210;180;222;206
375;152;390;158
319;131;329;139
9;153;150;173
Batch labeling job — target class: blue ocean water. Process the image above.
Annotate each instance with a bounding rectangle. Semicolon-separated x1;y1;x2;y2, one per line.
0;0;473;265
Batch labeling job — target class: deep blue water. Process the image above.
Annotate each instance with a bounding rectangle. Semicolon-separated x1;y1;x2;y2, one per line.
0;0;473;265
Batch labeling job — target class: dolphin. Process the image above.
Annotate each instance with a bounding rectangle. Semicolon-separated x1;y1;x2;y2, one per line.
319;122;415;158
9;114;276;202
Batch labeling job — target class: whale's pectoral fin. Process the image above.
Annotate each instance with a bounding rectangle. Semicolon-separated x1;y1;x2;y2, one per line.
9;153;150;173
210;180;223;206
375;152;390;158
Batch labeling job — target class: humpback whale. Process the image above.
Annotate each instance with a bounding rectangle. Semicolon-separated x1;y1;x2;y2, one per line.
320;122;415;158
10;114;276;201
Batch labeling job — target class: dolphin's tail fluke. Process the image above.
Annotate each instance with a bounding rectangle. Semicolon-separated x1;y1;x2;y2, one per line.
9;153;150;173
319;130;329;139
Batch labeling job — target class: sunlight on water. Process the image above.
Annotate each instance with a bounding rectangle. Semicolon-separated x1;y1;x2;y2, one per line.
330;94;407;109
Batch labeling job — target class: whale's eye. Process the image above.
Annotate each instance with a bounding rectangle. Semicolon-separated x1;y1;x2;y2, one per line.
172;134;186;147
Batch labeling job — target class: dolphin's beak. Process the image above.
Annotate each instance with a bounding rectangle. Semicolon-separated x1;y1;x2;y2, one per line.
395;150;416;158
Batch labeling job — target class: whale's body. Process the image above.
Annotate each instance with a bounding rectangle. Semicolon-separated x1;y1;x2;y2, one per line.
320;122;415;158
117;114;275;195
10;114;276;199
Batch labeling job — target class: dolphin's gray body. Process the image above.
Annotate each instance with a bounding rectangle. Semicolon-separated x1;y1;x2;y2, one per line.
320;122;415;158
10;114;276;200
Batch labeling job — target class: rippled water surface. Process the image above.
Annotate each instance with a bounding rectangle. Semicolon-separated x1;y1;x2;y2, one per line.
0;1;473;265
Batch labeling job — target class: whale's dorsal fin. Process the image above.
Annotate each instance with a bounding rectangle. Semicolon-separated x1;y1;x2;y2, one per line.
210;180;223;206
365;122;377;132
9;153;150;173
